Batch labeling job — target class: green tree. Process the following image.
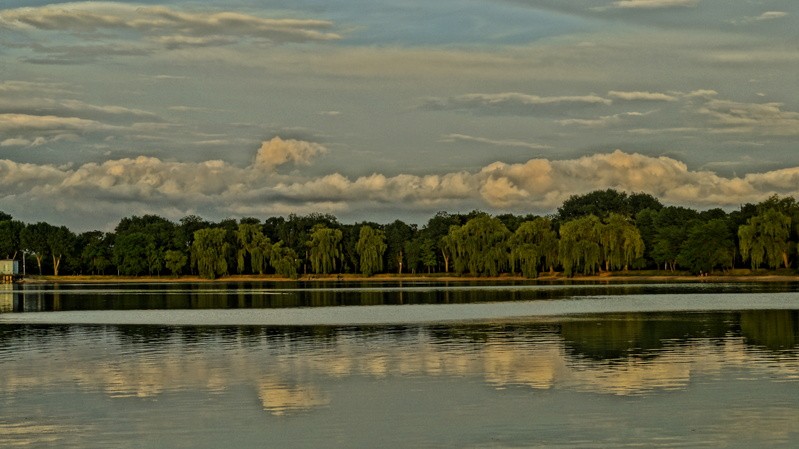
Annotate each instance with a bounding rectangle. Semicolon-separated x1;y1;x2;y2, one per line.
599;213;645;271
355;225;387;276
145;241;164;275
236;222;272;274
176;215;209;251
270;241;299;278
113;232;150;276
307;224;343;274
20;222;52;275
422;212;461;273
557;189;661;222
164;250;188;277
558;215;602;276
0;219;24;260
677;219;735;273
446;214;510;276
419;238;438;274
651;226;685;272
191;228;230;279
649;206;700;271
47;225;76;276
738;208;791;270
384;220;415;274
276;213;339;275
79;231;112;275
510;217;558;278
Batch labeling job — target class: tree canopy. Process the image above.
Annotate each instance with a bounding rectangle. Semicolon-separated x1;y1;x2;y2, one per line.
7;190;799;278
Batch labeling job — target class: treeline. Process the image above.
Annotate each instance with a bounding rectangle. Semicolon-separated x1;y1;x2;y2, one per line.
1;189;798;278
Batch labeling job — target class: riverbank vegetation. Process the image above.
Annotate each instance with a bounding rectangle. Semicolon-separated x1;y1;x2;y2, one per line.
2;189;798;279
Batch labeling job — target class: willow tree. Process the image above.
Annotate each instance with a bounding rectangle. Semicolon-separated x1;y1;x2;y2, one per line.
445;214;510;276
559;215;602;276
599;213;645;271
307;224;343;274
510;217;558;278
355;225;387;276
236;223;272;274
738;208;791;269
191;228;230;279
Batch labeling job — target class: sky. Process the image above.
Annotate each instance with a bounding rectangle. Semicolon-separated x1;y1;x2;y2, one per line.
0;0;797;231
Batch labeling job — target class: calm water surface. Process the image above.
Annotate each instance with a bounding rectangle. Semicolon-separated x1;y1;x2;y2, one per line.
1;281;798;448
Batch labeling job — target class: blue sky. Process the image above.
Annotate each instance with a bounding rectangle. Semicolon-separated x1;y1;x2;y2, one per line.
1;0;797;230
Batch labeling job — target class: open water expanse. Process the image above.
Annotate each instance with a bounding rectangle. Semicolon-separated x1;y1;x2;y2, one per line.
1;281;798;448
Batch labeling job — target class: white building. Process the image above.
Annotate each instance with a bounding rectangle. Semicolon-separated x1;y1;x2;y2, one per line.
1;260;20;283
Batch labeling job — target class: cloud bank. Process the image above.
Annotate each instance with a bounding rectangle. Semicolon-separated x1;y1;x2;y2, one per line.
0;3;340;44
2;142;798;229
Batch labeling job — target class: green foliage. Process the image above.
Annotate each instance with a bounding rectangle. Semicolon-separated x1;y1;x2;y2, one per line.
599;213;644;271
510;218;558;278
47;225;76;276
236;223;272;274
15;191;799;279
191;228;230;279
446;214;510;276
384;220;415;274
677;219;735;273
176;215;209;251
113;232;150;276
270;242;299;278
20;222;53;275
355;225;387;276
558;215;602;276
651;226;686;271
307;224;343;274
738;208;791;269
79;231;112;275
0;219;24;260
557;189;661;222
164;250;188;277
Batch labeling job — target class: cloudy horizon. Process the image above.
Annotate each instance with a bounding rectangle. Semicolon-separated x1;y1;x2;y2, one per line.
1;0;797;231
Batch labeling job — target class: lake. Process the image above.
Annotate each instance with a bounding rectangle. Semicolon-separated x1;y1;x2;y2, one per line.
1;281;798;448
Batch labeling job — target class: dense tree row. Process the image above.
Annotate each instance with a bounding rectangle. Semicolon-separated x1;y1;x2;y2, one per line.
2;190;799;278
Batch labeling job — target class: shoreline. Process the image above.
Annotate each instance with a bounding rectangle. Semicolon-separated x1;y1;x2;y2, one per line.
16;270;799;284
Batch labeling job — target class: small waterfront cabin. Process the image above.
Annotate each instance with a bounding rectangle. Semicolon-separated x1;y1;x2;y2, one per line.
1;259;20;283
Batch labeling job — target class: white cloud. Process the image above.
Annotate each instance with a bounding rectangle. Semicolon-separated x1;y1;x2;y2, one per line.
0;138;32;147
440;134;551;150
697;100;799;136
608;91;677;102
0;113;117;133
557;112;649;128
0;3;341;49
4;146;799;230
253;137;328;171
423;92;611;115
612;0;700;9
755;11;788;21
